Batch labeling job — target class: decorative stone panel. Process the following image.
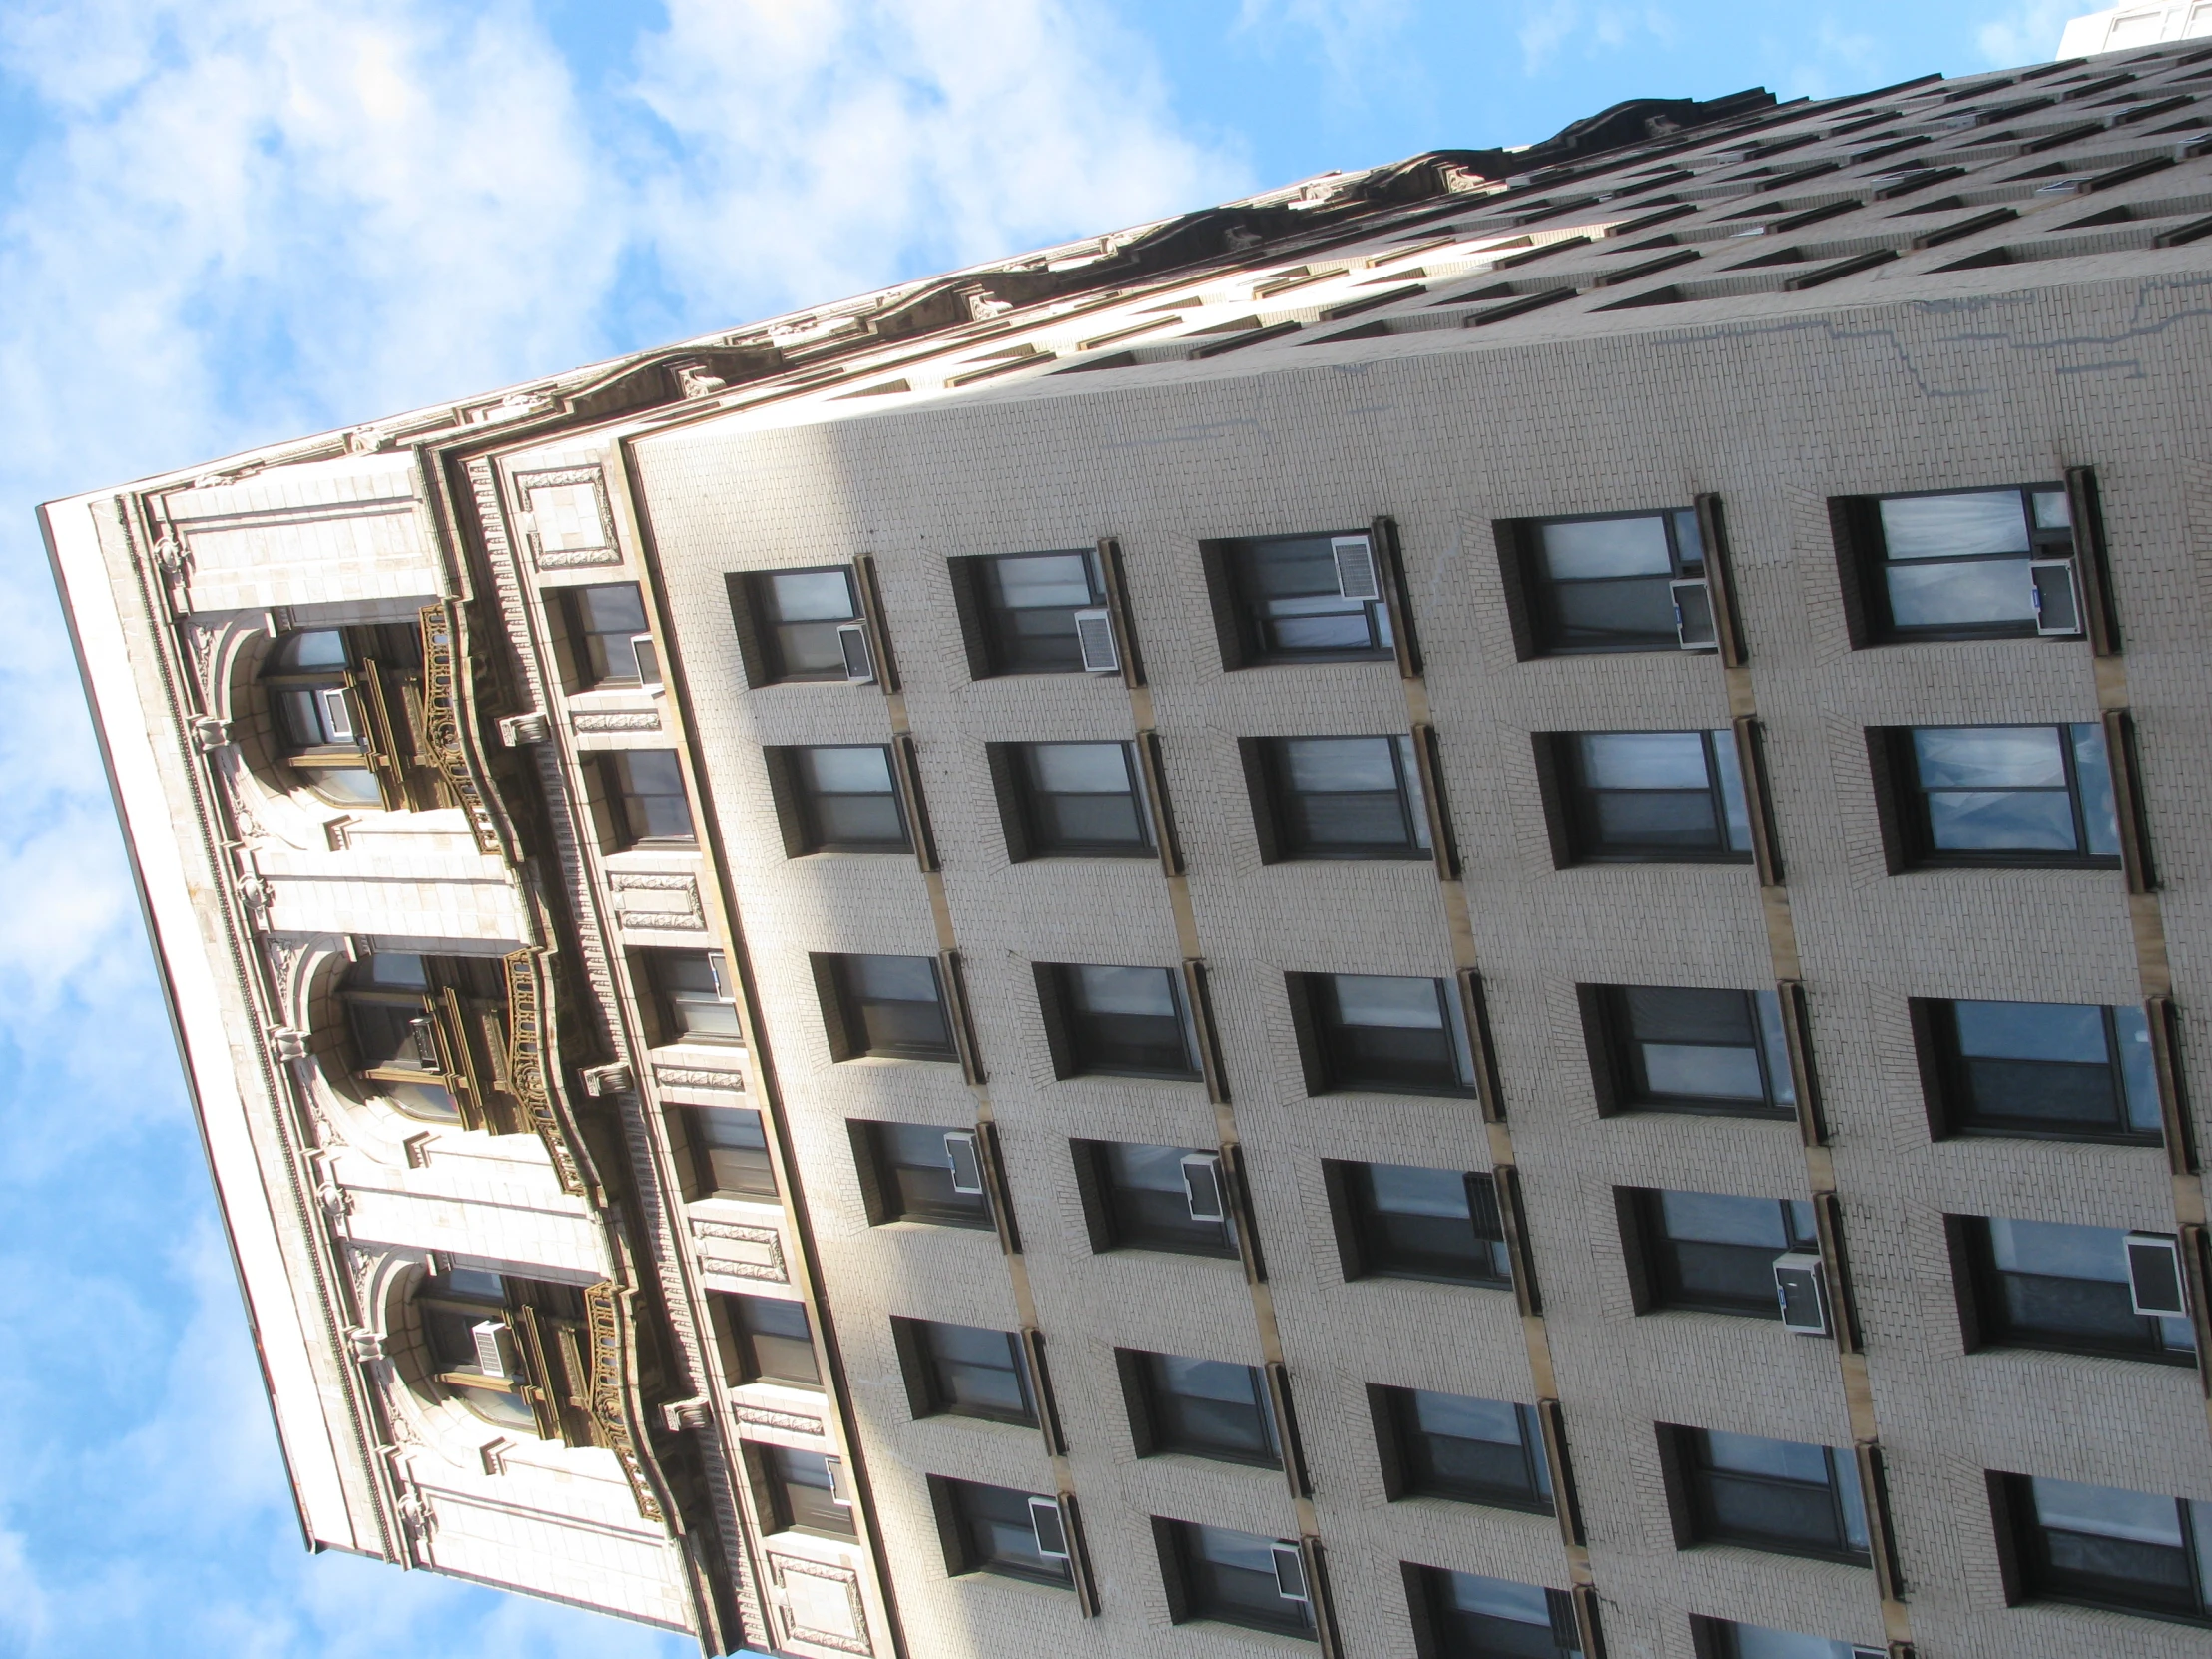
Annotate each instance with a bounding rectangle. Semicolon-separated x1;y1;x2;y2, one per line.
693;1220;787;1284
609;872;705;931
515;467;621;569
768;1555;871;1656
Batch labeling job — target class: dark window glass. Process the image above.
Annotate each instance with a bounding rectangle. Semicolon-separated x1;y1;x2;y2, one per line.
1894;723;2120;867
1340;1163;1510;1287
1010;742;1152;856
1554;730;1752;863
417;1270;540;1434
869;1122;992;1229
565;583;650;686
827;954;955;1061
1051;963;1198;1078
1412;1566;1583;1659
1640;1190;1818;1318
340;952;509;1122
648;949;742;1044
726;1293;820;1387
937;1479;1073;1586
1859;485;2074;643
601;750;696;847
1169;1522;1316;1638
1964;1216;2195;1364
763;1446;854;1537
1522;507;1706;655
1700;1621;1867;1659
1084;1140;1236;1257
972;549;1107;675
1221;531;1394;665
2017;1474;2212;1623
260;626;402;808
749;567;862;683
1388;1388;1552;1511
1260;736;1431;859
1135;1352;1278;1466
1308;973;1474;1096
777;745;908;853
903;1320;1034;1424
1592;985;1795;1117
1681;1427;1870;1563
1924;998;2158;1143
689;1105;776;1199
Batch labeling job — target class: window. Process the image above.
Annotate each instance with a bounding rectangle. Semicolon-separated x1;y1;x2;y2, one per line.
1916;997;2160;1144
261;624;444;810
417;1268;543;1434
1581;984;1796;1119
1954;1216;2195;1365
339;952;516;1127
894;1319;1035;1425
1377;1387;1552;1512
1074;1140;1237;1258
1695;1617;1883;1658
952;548;1109;676
1292;973;1475;1097
1329;1162;1511;1287
1504;506;1709;655
766;744;910;854
815;953;956;1062
1626;1189;1818;1319
2000;1472;2212;1624
1407;1566;1583;1659
687;1105;776;1199
761;1445;855;1538
1036;963;1200;1080
930;1478;1074;1587
1205;529;1394;668
1836;484;2078;644
598;749;697;847
735;566;866;684
1541;730;1752;864
1121;1350;1279;1467
647;949;742;1044
721;1293;821;1388
1874;723;2120;869
562;582;653;687
1159;1521;1316;1638
853;1121;993;1229
1246;736;1432;860
988;741;1153;859
1669;1427;1870;1564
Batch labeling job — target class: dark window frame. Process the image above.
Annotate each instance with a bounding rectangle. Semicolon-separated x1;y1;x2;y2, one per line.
1072;1139;1239;1260
644;948;744;1046
987;740;1156;861
560;581;653;688
1404;1563;1585;1659
1537;728;1753;866
949;547;1110;678
1290;972;1477;1099
730;564;866;686
1119;1348;1281;1469
1326;1160;1512;1289
1831;482;2078;647
893;1318;1037;1426
763;743;912;856
1155;1518;1318;1640
1623;1188;1818;1320
720;1292;822;1389
685;1104;777;1200
1951;1214;2196;1367
850;1120;995;1231
928;1476;1075;1588
1666;1424;1872;1566
1869;721;2122;872
1578;983;1796;1121
1499;505;1709;657
1994;1470;2212;1626
1913;995;2162;1147
1243;734;1434;861
596;749;698;849
1374;1385;1554;1514
1202;528;1397;669
758;1444;857;1539
1034;961;1201;1081
814;953;958;1063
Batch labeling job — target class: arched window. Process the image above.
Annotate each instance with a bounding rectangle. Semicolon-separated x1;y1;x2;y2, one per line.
340;952;525;1131
415;1269;596;1442
260;624;451;811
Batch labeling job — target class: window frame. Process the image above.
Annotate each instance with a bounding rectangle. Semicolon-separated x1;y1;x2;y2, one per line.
1376;1385;1555;1514
852;1120;996;1231
596;748;698;849
1245;734;1435;861
950;547;1110;678
1539;728;1754;866
1669;1425;1872;1566
814;952;958;1063
1579;983;1797;1121
1203;528;1397;669
894;1318;1038;1427
560;581;653;689
764;743;913;855
1120;1349;1281;1469
1913;995;2162;1147
1034;961;1202;1081
1870;721;2122;872
1501;505;1710;658
1994;1470;2212;1626
759;1444;857;1540
1952;1214;2196;1367
988;740;1156;861
929;1476;1075;1588
1073;1139;1240;1259
721;1292;823;1390
1327;1160;1513;1289
645;948;744;1046
731;564;867;686
1625;1188;1819;1320
1157;1519;1318;1640
1832;482;2078;647
686;1104;777;1201
1405;1563;1585;1659
1292;972;1478;1099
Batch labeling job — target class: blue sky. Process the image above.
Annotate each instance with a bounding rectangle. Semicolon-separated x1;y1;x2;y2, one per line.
0;1;2081;1653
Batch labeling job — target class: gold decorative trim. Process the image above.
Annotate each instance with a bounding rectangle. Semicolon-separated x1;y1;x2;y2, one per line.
502;949;586;1197
418;603;503;857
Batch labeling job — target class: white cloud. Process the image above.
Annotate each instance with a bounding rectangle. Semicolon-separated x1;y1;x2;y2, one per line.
1233;0;1418;82
1518;0;1679;76
1978;0;2079;64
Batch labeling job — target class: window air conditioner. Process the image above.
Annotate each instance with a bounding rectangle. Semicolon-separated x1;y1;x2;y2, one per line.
1772;1252;1831;1336
1072;608;1120;673
629;633;664;691
1669;577;1718;650
405;1016;441;1069
1331;535;1382;602
1027;1496;1071;1560
2030;557;2084;636
1270;1542;1310;1603
317;686;356;741
1180;1152;1227;1223
470;1319;517;1380
836;622;876;683
942;1130;985;1196
2125;1232;2187;1318
1851;1648;1887;1659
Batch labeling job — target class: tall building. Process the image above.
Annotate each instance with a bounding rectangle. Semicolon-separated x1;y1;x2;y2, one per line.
42;36;2212;1659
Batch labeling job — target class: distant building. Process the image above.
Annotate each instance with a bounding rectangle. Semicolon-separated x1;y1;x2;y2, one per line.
2060;1;2212;57
43;39;2212;1659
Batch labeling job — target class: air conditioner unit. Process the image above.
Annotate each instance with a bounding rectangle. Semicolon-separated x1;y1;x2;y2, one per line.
1772;1252;1831;1336
1669;577;1718;650
1851;1648;1887;1659
1180;1152;1227;1223
1270;1542;1310;1603
1331;534;1382;602
470;1319;517;1380
835;622;876;683
629;633;664;690
2030;557;2085;636
1027;1496;1070;1560
1072;608;1120;673
405;1015;441;1069
2125;1232;2187;1318
317;686;357;741
943;1130;985;1196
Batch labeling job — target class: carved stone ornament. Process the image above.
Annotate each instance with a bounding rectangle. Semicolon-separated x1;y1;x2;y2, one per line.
345;1325;386;1363
191;715;231;751
572;709;661;734
734;1403;824;1436
767;1555;872;1656
579;1061;633;1098
608;871;705;931
269;1027;309;1062
345;424;395;454
497;713;549;747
